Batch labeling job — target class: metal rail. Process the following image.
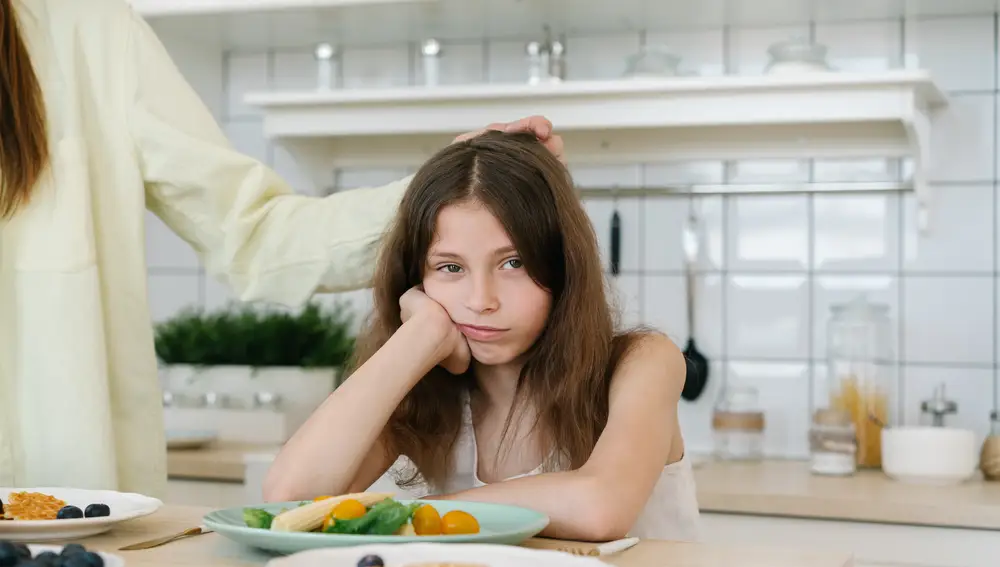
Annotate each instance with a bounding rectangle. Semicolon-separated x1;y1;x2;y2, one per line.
575;180;911;198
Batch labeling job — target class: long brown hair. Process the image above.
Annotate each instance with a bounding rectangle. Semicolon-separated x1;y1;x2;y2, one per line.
348;130;643;489
0;0;48;218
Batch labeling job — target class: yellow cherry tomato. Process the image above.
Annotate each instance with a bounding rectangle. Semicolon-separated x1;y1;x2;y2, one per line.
441;510;480;535
331;498;367;520
412;504;442;536
322;514;336;531
313;495;333;502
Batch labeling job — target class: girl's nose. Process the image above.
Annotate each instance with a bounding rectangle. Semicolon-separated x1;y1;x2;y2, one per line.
465;274;500;313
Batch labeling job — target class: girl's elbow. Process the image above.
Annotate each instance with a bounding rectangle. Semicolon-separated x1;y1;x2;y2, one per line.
576;514;631;542
571;477;635;541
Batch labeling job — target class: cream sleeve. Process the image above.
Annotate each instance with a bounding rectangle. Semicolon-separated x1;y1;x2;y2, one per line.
123;8;409;306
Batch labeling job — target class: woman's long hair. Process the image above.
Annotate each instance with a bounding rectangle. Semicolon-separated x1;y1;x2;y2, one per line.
347;130;642;488
0;0;48;218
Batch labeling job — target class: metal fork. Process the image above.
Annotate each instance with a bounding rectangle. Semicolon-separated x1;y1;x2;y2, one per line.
118;526;213;550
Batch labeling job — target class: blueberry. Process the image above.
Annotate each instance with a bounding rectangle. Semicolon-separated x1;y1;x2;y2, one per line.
13;543;30;560
59;544;86;557
76;552;103;567
0;541;19;567
59;556;91;567
55;552;102;567
356;555;384;567
55;506;83;520
82;505;109;519
33;551;58;566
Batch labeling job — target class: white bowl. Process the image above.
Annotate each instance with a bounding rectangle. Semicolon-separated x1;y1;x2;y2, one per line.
881;427;977;485
267;543;606;567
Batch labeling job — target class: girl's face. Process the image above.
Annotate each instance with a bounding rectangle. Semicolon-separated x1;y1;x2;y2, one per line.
422;200;552;366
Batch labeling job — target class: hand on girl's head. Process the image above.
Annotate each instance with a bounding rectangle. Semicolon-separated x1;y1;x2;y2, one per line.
453;115;565;165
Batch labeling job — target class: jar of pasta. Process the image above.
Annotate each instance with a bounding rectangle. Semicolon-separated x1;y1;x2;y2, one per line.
826;296;895;469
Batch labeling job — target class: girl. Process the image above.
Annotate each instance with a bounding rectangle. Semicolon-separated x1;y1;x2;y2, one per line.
264;131;700;542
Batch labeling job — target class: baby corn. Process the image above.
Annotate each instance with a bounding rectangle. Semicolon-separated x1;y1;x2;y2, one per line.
270;492;394;532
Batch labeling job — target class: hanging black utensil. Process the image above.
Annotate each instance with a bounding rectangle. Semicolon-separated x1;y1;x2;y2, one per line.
610;207;621;276
681;200;708;401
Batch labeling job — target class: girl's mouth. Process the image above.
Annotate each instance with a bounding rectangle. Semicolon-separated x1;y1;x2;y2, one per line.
457;324;508;342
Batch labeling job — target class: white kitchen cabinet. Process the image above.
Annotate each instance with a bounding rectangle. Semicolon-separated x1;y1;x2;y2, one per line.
700;512;1000;567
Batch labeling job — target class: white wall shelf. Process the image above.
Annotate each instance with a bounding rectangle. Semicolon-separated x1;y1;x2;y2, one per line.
245;70;947;230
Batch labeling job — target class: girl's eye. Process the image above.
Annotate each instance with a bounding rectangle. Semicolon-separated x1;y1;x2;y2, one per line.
439;264;463;274
502;258;523;269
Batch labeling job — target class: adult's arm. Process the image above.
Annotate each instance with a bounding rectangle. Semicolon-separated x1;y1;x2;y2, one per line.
122;8;409;305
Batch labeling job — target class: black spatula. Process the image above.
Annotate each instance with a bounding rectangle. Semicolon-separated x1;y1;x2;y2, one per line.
681;201;708;401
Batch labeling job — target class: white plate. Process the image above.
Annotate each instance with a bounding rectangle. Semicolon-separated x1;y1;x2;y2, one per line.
27;544;125;567
266;543;606;567
0;487;162;541
166;429;218;450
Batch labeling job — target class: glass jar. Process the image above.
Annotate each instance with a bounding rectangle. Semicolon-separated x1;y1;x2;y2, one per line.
624;45;682;78
314;43;340;90
809;408;857;476
764;38;831;74
826;295;894;469
712;384;765;461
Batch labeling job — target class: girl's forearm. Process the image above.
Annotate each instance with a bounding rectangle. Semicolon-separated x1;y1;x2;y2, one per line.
263;314;448;501
426;471;628;542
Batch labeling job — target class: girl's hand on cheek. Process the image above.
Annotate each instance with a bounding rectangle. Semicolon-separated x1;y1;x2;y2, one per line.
399;286;471;375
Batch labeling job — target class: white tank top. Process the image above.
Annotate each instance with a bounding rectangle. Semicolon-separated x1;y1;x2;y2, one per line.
369;397;703;542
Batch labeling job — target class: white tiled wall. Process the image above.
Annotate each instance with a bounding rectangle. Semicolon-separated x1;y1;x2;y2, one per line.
146;13;1000;458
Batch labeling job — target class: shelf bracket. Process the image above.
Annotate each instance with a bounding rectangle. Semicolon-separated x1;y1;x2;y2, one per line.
904;105;934;235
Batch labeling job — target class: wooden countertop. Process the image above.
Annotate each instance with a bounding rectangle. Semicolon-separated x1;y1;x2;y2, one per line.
168;445;1000;531
168;443;281;482
70;505;853;567
695;460;1000;530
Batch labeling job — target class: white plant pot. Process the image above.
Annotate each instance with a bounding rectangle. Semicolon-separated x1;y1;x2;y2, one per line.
160;364;340;443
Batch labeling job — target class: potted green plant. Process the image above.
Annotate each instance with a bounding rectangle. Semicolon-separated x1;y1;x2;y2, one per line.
155;300;357;413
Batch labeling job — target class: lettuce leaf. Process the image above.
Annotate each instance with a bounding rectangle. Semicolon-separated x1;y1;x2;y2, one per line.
322;499;420;535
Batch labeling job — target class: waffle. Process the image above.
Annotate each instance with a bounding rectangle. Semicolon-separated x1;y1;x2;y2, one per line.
2;491;67;520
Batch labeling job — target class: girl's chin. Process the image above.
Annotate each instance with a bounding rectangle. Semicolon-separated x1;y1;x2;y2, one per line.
469;343;528;367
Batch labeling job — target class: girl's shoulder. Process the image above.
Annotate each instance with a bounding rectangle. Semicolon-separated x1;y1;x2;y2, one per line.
607;329;686;393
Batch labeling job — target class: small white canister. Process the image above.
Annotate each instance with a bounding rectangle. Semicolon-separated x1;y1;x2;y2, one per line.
810;408;857;476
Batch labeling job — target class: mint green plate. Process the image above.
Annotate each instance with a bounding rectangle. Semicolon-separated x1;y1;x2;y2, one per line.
202;500;550;555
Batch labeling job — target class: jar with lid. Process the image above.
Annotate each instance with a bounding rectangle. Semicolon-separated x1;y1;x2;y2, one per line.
809;408;857;476
712;384;765;461
623;45;682;79
826;295;894;469
764;38;832;74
